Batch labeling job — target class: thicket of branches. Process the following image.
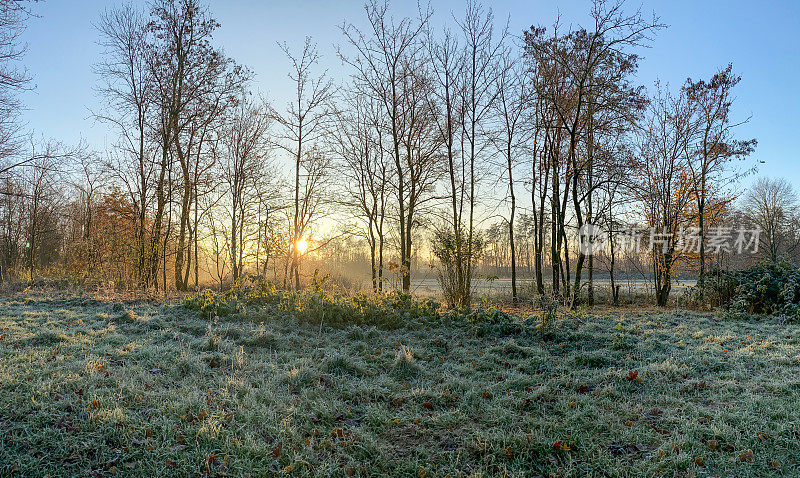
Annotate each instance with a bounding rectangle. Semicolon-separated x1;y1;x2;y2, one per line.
1;0;787;308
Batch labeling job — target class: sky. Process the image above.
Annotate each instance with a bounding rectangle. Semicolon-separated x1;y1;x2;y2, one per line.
16;0;800;192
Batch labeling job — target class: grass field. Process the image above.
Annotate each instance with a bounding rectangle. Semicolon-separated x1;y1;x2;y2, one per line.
1;293;799;477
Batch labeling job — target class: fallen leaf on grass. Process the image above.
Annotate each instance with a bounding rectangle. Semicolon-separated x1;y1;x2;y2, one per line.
625;370;642;383
271;442;282;458
552;440;573;451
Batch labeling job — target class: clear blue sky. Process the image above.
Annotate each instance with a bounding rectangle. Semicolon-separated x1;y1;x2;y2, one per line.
17;0;800;190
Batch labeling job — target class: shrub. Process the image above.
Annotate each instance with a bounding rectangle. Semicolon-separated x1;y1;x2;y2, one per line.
460;307;522;336
686;269;739;309
536;294;560;328
731;262;800;317
430;227;483;309
184;289;239;318
687;262;800;319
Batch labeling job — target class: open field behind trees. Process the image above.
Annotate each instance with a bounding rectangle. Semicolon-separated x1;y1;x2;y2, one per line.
1;291;799;477
410;278;697;301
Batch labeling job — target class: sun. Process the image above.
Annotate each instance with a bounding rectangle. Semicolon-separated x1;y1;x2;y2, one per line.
296;238;308;254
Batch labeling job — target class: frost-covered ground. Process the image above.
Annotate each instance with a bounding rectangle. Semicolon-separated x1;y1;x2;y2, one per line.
1;293;798;476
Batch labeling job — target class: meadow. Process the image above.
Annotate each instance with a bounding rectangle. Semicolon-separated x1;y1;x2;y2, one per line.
1;291;799;477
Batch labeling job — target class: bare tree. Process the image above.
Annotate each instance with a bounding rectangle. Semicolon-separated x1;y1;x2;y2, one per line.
69;152;107;275
526;0;662;304
95;3;156;287
457;0;507;305
490;53;530;305
331;93;389;292
427;24;473;307
631;84;695;306
340;0;434;294
684;64;756;282
0;0;33;169
272;37;334;290
20;142;68;280
0;175;23;281
221;91;271;281
148;0;246;291
742;177;798;263
203;208;229;287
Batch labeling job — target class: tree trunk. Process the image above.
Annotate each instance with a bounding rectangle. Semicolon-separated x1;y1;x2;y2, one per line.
507;141;517;305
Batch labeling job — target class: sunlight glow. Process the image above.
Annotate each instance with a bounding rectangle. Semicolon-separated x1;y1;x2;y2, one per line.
296;238;308;255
